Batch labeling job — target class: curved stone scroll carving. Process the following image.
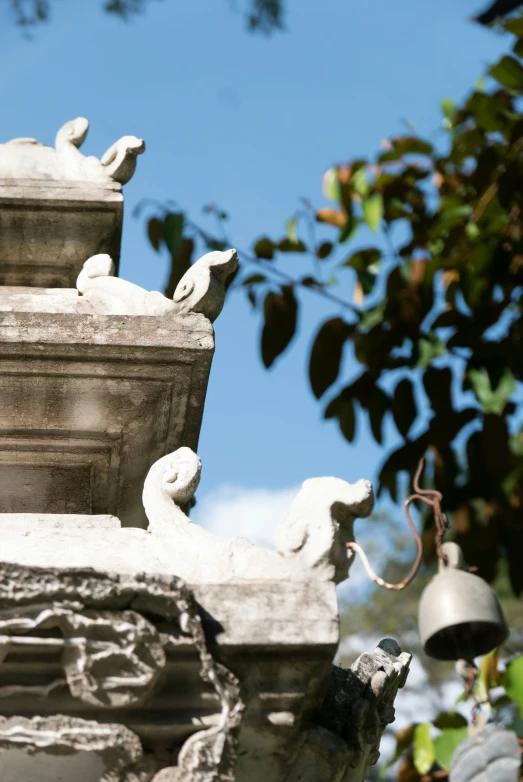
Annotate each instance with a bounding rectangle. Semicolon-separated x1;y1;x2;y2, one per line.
0;562;244;780
0;715;151;782
143;446;374;584
0;117;144;185
76;248;238;322
0;604;165;708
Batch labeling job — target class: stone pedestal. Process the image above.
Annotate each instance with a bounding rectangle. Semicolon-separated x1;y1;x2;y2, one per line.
0;298;213;526
0;180;123;287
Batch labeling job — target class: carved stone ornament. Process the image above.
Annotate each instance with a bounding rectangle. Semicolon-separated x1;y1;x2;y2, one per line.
0;563;243;781
0;118;145;286
0;117;144;185
1;445;375;583
76;248;239;321
0;115;412;782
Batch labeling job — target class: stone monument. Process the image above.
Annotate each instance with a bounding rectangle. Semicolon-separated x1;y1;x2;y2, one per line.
0;118;411;781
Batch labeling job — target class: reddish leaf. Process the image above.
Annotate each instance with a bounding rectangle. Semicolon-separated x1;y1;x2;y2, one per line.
315;207;347;228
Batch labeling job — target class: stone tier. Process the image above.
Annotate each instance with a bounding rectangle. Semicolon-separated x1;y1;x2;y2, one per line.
0;303;213;527
0;562;410;782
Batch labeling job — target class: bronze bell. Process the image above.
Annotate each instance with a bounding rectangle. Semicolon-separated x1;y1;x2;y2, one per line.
418;542;509;661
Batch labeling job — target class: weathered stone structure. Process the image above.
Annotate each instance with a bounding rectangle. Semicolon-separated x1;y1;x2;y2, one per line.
0;119;411;781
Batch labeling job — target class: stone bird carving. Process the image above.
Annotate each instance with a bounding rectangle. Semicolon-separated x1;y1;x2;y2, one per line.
143;446;375;584
172;248;239;322
0;118;144;185
100;135;145;185
76;254;175;316
76;248;238;321
274;475;375;583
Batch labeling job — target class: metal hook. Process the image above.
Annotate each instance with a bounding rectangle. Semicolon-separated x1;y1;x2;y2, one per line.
346;458;449;591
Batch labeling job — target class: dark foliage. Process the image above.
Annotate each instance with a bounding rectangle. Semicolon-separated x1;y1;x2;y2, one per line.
142;16;523;597
7;0;285;33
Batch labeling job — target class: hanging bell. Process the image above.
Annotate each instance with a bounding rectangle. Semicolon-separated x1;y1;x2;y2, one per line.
418;542;509;661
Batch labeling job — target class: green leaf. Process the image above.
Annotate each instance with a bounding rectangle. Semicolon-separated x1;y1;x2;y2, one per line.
490;55;523;91
378;136;433;162
504;16;523;36
317;241;334;259
253;236;275;260
341;248;381;271
261;286;298;368
338;397;356;441
392;378;417;438
278;237;307;253
147;217;164;252
164;236;194;299
468;365;516;414
205;237;228;252
413;723;436;775
362;193;383;232
309;318;352;399
433;712;468;730
514;38;523;59
477;649;502;698
441;98;456;119
163;212;184;257
441;98;457;129
242;274;266;285
368;386;390;444
325;391;356;442
286;216;298;243
359;299;386;330
323;166;341;203
352;167;370;197
466;222;480;239
386;724;416;768
434;727;468;770
413;337;445;369
339;217;359;243
504;655;523;714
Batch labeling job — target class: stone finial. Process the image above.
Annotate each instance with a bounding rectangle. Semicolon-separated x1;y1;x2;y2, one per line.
0;117;144;186
274;475;375;583
100;136;145;185
76;248;239;322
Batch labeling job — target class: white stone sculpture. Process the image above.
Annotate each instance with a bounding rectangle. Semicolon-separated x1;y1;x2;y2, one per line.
143;445;374;583
0;115;411;782
76;248;239;321
0;565;242;781
0;117;144;185
0;445;375;584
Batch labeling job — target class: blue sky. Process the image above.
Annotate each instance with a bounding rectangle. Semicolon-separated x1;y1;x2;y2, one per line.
0;0;510;514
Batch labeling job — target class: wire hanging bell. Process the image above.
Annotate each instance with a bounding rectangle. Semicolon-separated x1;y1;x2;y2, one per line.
418;542;509;661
